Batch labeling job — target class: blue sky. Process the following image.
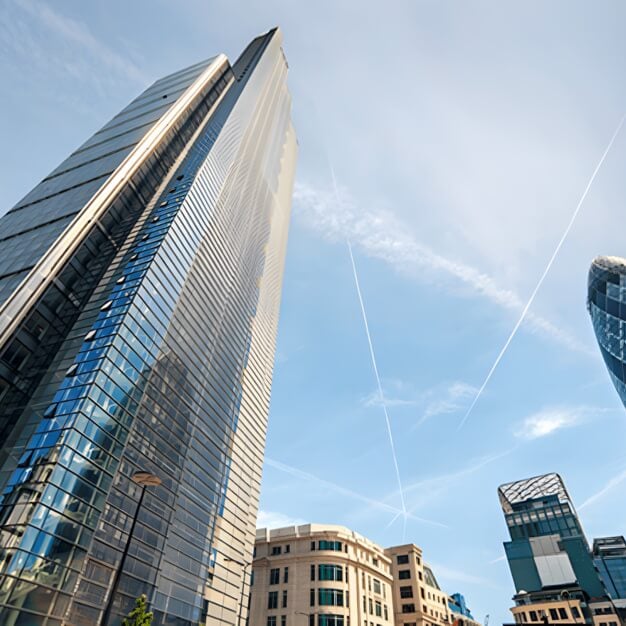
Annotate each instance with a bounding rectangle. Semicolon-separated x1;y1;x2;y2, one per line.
1;1;626;624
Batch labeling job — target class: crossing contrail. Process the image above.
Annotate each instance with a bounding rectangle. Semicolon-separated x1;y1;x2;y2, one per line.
458;112;626;431
347;241;409;528
328;163;409;533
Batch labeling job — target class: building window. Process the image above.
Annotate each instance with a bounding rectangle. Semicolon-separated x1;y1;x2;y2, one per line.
384;606;388;621
319;564;343;581
373;579;381;594
549;610;558;621
529;611;537;622
268;618;277;626
572;608;581;619
558;609;567;620
397;555;409;564
318;617;345;626
363;596;367;612
402;604;416;614
399;570;411;580
285;544;290;553
319;589;344;606
272;546;282;556
400;587;413;599
369;599;373;614
282;590;288;608
270;568;280;585
319;540;342;551
268;592;278;610
375;601;382;617
311;565;316;581
420;589;425;599
311;589;315;607
281;617;287;626
284;567;289;584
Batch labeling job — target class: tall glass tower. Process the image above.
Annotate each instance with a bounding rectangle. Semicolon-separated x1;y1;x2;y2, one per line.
588;256;626;408
0;28;296;626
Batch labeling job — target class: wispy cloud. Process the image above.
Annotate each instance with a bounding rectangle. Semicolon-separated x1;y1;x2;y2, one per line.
363;380;478;426
419;382;478;425
294;180;592;355
264;456;447;528
1;0;147;97
257;510;306;529
513;406;599;440
579;468;626;511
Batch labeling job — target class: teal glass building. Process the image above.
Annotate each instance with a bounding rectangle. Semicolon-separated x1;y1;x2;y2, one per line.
498;474;606;604
588;256;626;409
0;28;296;626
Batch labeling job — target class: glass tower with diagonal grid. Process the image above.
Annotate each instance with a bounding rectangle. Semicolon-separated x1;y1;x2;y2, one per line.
588;256;626;408
0;27;296;626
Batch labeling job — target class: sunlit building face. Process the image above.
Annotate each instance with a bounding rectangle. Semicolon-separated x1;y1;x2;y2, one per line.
0;28;296;626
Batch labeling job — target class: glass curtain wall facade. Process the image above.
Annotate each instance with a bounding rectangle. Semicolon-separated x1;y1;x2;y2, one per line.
588;256;626;408
0;27;296;626
593;537;626;599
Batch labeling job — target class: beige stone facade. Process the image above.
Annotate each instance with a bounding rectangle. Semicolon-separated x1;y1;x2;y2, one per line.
250;525;394;626
250;527;479;626
386;545;451;626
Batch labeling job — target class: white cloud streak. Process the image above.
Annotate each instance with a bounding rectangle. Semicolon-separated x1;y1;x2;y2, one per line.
6;0;147;88
264;457;447;528
294;181;591;356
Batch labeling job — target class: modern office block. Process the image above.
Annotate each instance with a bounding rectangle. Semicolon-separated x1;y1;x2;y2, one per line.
0;27;296;626
588;256;626;408
593;537;626;600
498;474;615;625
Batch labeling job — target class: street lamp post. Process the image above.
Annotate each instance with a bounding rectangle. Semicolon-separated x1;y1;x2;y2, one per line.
296;610;317;626
100;471;162;626
225;556;252;626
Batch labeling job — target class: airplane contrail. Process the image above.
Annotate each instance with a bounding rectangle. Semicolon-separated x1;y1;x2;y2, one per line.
458;112;626;431
265;457;446;527
327;163;409;533
347;241;408;521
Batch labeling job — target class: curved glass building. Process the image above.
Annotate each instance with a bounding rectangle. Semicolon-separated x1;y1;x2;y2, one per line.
0;28;296;626
588;256;626;407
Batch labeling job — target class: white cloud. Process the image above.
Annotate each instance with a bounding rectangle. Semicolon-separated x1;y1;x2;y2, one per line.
420;382;478;424
513;406;596;440
257;510;306;529
362;380;478;425
579;468;626;511
2;0;147;94
294;180;592;356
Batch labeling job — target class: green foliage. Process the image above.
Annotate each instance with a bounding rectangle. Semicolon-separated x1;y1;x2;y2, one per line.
122;594;153;626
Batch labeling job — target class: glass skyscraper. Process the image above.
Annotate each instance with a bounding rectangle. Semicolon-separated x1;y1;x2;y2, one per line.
0;27;296;626
588;256;626;408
